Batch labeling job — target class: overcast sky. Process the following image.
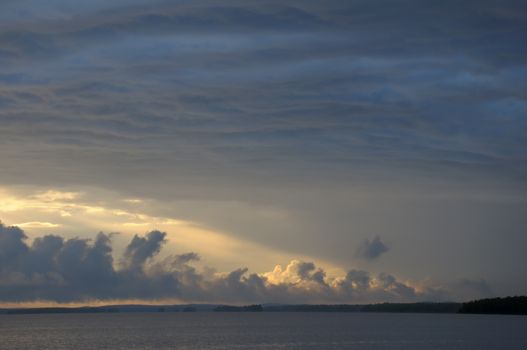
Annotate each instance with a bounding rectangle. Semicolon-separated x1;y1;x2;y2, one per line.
0;0;526;305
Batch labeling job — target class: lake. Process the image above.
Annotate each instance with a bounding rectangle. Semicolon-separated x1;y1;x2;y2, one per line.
1;312;526;349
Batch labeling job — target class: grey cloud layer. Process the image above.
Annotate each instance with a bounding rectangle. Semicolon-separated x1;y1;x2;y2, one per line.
0;223;493;303
0;0;526;193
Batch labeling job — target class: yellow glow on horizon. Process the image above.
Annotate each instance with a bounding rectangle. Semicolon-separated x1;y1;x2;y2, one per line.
0;298;186;309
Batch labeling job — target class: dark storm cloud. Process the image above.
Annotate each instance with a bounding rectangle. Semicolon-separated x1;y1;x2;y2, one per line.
0;0;526;192
0;222;489;303
0;224;28;268
122;230;166;271
356;236;389;261
0;223;179;301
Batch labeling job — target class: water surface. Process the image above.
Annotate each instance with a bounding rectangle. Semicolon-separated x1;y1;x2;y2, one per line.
1;312;526;349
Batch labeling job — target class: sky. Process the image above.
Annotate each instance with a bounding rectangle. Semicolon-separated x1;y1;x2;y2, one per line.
0;0;526;305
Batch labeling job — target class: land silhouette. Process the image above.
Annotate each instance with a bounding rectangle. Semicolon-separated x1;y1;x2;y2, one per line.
2;296;526;315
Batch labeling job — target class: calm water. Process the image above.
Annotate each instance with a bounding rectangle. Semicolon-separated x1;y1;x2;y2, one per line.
1;312;526;349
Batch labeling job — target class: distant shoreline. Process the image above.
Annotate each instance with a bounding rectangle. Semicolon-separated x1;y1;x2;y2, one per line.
2;296;526;315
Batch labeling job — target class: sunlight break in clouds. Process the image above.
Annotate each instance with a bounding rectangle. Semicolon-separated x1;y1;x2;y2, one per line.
0;187;336;275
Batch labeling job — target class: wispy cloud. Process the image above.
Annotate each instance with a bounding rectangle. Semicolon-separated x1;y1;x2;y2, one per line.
14;222;61;228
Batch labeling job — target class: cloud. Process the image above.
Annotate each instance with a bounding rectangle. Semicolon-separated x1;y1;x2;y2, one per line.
32;190;80;202
355;236;389;261
0;223;28;269
14;222;61;228
0;222;491;304
122;230;166;271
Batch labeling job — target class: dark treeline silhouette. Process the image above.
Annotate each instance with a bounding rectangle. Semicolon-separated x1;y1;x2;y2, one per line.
459;296;527;315
0;302;458;315
361;302;461;313
265;303;460;313
214;304;263;312
265;304;362;312
2;297;526;315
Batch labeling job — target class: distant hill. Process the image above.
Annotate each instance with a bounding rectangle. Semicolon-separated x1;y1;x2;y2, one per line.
360;302;461;313
214;304;263;312
459;296;527;315
2;297;526;315
263;303;461;313
0;304;218;315
1;302;459;315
